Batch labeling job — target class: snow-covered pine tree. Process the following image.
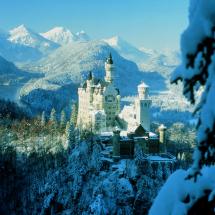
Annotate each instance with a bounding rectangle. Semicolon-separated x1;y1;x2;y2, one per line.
41;111;46;126
49;108;57;125
70;103;78;126
60;110;66;128
150;1;215;214
171;0;215;177
65;121;76;150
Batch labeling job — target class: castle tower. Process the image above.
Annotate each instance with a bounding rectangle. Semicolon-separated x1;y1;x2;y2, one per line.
158;124;167;153
135;82;152;131
86;71;94;104
105;53;114;84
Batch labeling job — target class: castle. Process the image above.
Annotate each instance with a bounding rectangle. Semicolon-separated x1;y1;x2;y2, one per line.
77;54;152;133
77;54;169;159
77;54;120;131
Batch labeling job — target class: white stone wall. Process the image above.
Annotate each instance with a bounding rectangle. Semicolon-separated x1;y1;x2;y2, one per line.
77;87;92;128
135;98;151;131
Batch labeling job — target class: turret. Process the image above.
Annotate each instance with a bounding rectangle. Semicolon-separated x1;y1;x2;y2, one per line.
105;53;114;84
86;71;94;103
158;124;167;153
138;82;149;99
135;82;152;131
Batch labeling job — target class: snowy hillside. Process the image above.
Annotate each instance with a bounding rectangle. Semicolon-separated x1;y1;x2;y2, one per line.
76;30;90;42
41;27;90;45
0;34;42;63
139;49;181;77
0;55;41;101
104;36;180;78
0;55;34;84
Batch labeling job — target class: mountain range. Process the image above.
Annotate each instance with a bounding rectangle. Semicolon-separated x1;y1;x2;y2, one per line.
0;25;91;63
0;25;181;113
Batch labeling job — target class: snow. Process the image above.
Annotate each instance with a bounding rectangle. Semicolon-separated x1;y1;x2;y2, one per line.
89;194;109;214
100;132;113;137
76;30;90;42
149;132;158;139
41;27;78;45
138;82;149;88
149;166;215;215
147;155;174;162
41;27;90;45
158;124;167;131
8;24;59;51
150;1;215;214
103;35;151;65
171;0;215;170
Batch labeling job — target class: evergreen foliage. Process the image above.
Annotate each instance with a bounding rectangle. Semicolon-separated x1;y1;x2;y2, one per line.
60;109;66;128
49;108;57;127
70;102;78;126
171;10;215;177
0;98;28;120
41;111;46;126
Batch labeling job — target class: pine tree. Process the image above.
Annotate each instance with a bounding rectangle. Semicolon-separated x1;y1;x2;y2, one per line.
60;110;66;128
150;2;215;214
65;121;76;150
171;4;215;177
70;103;78;126
49;108;57;124
41;111;46;126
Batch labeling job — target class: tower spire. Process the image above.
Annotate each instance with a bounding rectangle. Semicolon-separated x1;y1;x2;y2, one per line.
88;71;93;80
105;53;114;83
106;53;113;64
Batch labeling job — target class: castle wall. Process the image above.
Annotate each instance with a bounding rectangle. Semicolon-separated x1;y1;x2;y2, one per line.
103;85;120;128
77;87;92;128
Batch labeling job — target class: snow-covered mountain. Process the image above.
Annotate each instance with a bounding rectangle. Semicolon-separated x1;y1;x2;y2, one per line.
103;36;150;64
41;27;90;45
76;30;90;42
41;27;78;45
0;25;60;63
103;36;180;78
139;49;181;78
8;25;59;53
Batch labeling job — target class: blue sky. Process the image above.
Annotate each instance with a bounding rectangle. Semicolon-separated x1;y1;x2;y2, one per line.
0;0;189;51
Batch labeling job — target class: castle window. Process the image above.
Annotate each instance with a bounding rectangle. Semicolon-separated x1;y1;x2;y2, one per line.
105;95;114;102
